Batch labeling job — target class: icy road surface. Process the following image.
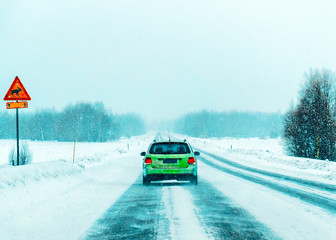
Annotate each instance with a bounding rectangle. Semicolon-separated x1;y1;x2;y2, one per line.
82;152;336;240
0;136;336;239
83;178;274;240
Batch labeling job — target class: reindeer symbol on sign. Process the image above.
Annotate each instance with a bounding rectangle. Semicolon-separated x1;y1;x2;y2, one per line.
10;87;22;97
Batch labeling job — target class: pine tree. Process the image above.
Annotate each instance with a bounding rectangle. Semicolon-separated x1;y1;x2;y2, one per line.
283;69;336;161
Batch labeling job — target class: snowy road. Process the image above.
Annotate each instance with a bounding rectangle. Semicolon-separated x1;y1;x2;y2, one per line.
81;150;336;240
1;137;336;240
83;178;274;240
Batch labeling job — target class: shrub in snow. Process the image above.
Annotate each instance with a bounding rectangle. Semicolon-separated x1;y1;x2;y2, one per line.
8;142;33;166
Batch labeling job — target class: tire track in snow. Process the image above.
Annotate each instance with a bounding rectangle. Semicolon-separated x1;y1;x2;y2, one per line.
82;176;168;240
198;155;336;214
186;180;277;240
82;177;276;239
198;149;336;192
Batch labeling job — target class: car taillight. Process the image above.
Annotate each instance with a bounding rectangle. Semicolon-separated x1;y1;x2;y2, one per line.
145;157;152;165
188;157;196;165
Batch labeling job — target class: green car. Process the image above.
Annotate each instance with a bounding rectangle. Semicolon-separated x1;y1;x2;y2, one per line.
140;140;200;185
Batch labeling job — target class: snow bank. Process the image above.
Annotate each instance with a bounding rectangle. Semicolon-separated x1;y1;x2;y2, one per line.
0;161;82;189
0;134;152;240
0;136;148;189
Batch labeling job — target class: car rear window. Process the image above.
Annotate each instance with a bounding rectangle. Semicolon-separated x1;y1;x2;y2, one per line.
149;142;191;154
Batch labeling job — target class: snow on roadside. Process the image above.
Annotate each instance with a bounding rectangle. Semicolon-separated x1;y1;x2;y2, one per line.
0;135;151;167
0;161;82;189
0;135;152;186
0;134;153;240
185;136;336;183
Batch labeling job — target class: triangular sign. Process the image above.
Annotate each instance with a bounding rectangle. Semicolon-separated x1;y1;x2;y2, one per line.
4;76;31;101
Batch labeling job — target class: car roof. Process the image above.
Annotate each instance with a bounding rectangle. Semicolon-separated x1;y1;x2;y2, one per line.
152;139;188;144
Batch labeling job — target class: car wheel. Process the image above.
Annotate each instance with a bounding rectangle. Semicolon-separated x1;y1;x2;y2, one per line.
143;175;150;185
190;175;198;185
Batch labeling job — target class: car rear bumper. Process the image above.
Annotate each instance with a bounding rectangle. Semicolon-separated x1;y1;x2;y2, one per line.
145;174;195;181
144;166;197;177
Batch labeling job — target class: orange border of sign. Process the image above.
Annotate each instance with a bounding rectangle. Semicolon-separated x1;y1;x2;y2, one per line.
4;76;31;101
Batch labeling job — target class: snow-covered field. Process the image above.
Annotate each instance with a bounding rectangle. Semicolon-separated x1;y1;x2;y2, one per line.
0;133;335;239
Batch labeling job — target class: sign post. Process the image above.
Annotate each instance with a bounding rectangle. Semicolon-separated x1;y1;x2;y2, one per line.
3;76;31;166
16;107;19;166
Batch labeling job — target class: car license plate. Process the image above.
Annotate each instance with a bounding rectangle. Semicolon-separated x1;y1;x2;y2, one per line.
163;159;178;164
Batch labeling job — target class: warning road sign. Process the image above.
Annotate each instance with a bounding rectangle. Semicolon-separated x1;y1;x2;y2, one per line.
4;76;31;101
6;101;28;109
3;76;31;166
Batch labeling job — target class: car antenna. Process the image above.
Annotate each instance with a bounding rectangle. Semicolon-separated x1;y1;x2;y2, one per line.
168;135;171;141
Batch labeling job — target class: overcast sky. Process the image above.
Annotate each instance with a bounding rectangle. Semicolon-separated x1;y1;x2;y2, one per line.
1;0;336;121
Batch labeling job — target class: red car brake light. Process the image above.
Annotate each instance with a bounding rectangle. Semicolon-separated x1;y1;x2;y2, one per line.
188;157;196;165
145;157;152;165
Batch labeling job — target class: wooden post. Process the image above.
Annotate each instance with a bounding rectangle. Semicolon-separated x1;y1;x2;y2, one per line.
73;140;76;164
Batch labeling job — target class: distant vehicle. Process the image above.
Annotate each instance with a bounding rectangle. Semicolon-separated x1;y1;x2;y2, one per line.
140;140;200;185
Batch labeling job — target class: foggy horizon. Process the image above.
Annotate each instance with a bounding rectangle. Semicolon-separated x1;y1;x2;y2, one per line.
2;0;336;121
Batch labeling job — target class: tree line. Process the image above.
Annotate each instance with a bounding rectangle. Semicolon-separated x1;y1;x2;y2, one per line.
3;69;334;162
0;102;146;142
174;110;282;138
